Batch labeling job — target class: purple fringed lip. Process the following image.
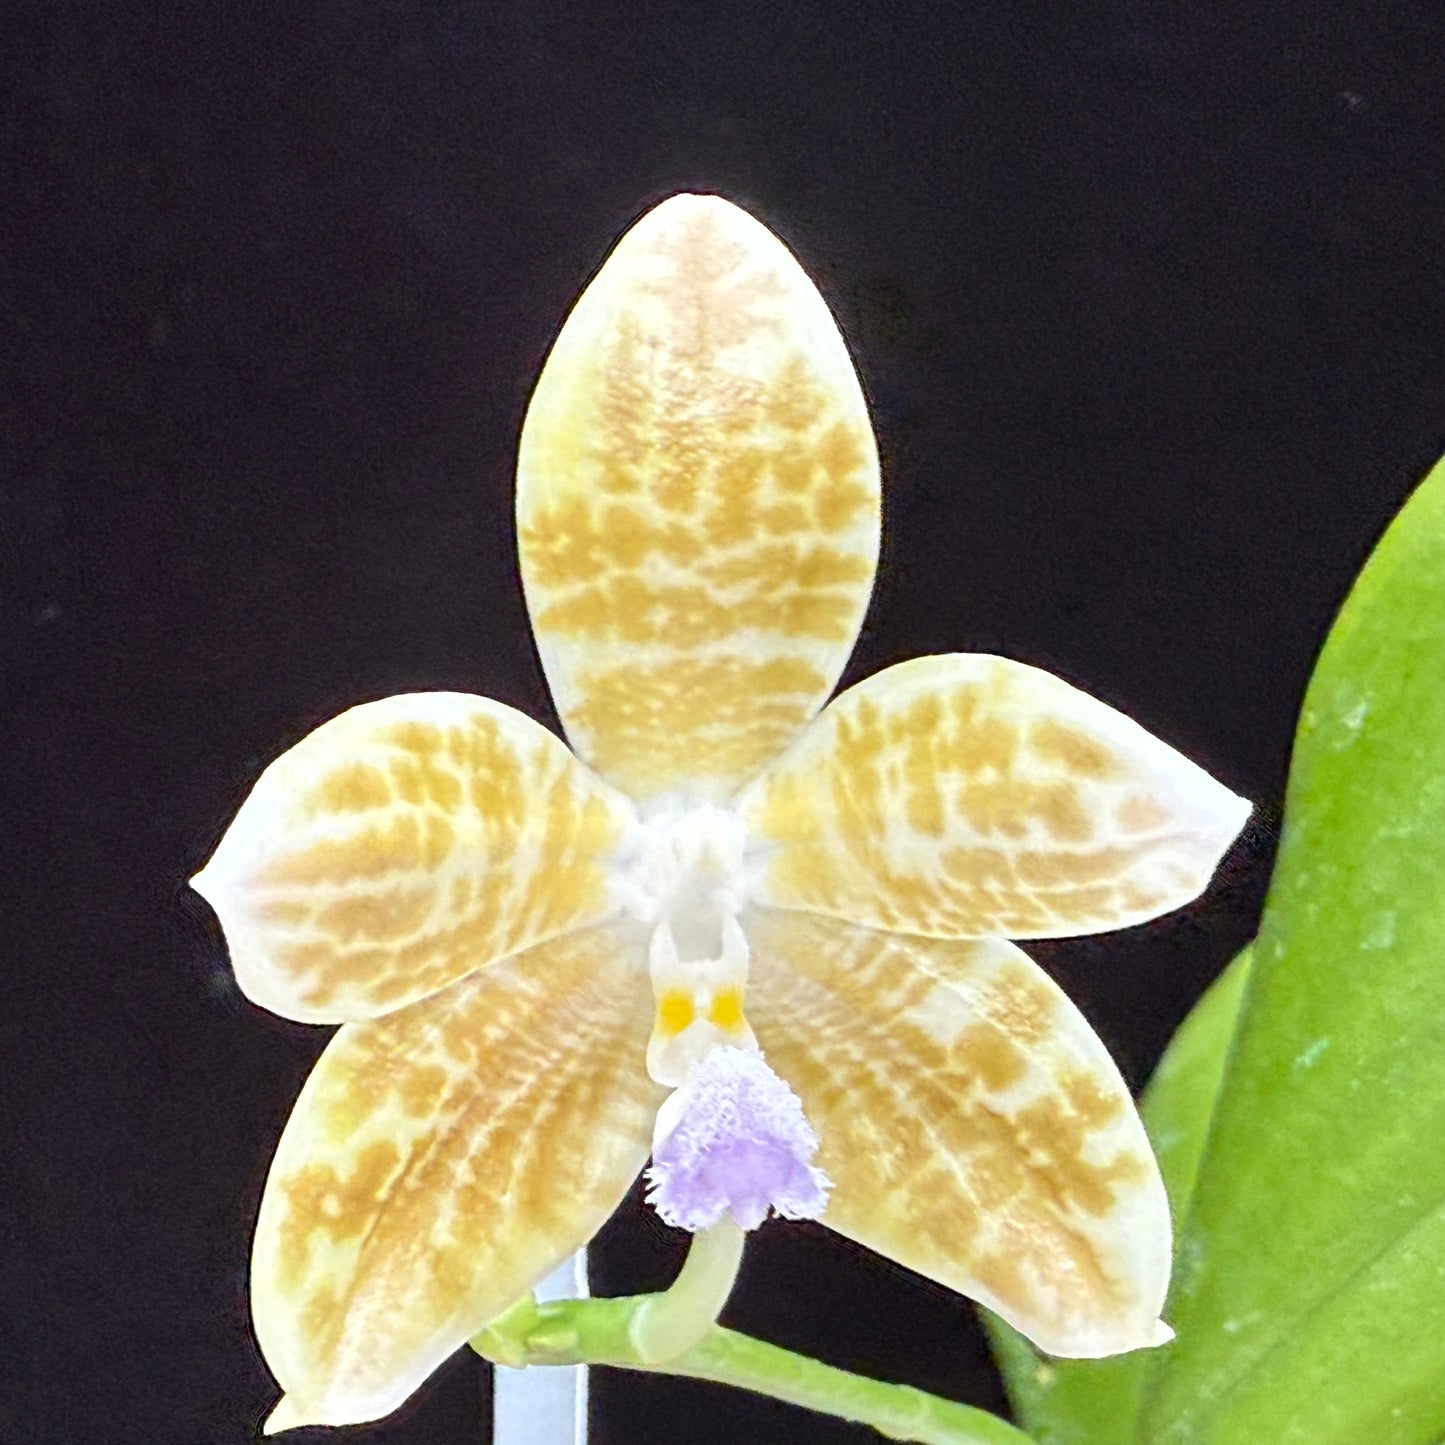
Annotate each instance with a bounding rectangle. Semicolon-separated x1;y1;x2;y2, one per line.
646;1046;832;1233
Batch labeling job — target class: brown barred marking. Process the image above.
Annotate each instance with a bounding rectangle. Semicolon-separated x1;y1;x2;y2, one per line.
738;653;1249;939
192;693;636;1023
517;194;880;801
252;927;662;1429
746;910;1169;1356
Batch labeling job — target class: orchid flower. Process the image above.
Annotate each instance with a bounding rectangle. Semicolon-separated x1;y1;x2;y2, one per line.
192;194;1249;1433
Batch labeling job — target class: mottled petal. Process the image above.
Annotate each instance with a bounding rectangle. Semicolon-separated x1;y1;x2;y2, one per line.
737;654;1249;938
746;909;1171;1357
192;692;635;1022
252;926;663;1430
517;193;880;802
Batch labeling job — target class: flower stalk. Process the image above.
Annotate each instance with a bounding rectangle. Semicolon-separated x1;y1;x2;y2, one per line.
489;1252;589;1444
629;1220;746;1363
473;1280;1035;1445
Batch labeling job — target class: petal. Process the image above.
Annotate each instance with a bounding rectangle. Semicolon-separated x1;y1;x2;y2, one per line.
746;909;1171;1356
737;653;1249;938
251;926;663;1430
192;692;635;1022
517;193;880;802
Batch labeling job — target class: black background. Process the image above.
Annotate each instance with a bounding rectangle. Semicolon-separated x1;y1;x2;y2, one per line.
4;2;1444;1442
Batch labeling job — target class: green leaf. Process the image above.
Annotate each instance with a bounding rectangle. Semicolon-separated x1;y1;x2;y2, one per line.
985;947;1254;1444
1140;452;1445;1444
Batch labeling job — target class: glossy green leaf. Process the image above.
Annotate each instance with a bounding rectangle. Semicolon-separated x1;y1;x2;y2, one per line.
985;947;1254;1444
1140;452;1445;1444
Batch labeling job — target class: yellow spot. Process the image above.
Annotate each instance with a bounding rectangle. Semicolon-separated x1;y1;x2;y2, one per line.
657;989;694;1035
707;988;745;1032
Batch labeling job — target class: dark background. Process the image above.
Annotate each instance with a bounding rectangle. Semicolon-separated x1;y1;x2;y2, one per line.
4;2;1444;1441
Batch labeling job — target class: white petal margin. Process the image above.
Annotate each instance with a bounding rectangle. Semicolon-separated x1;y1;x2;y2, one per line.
192;691;636;1023
747;909;1173;1357
255;926;662;1431
737;653;1251;940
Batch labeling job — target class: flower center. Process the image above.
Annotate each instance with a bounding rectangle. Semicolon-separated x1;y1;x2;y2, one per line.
617;800;758;1085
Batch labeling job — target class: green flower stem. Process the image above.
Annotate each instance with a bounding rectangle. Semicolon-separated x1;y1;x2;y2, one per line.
628;1219;746;1363
473;1291;1034;1444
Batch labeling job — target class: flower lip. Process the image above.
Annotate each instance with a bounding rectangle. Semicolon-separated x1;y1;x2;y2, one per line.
646;1045;832;1233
